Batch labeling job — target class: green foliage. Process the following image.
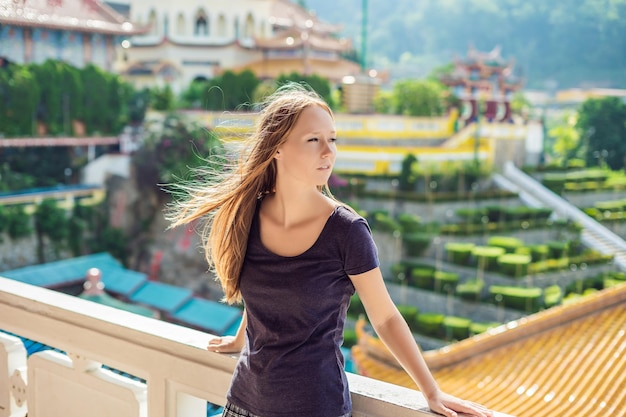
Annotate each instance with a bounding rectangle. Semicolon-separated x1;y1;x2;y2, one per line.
497;253;532;278
398;154;418;191
443;316;471;340
312;0;626;88
133;114;225;191
402;233;432;257
456;280;484;302
397;212;421;233
6;206;32;239
445;242;475;265
416;312;444;338
276;72;335;108
391;79;445;117
151;85;175;111
410;265;435;290
548;112;581;165
487;236;524;253
347;294;365;318
576;97;626;170
0;65;40;136
489;285;543;313
1;147;72;188
543;285;563;308
91;226;128;265
397;305;419;331
472;246;506;271
433;271;459;294
470;321;501;335
181;70;261;110
35;199;68;243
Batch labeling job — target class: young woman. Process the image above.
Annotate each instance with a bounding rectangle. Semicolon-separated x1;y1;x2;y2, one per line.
168;83;493;417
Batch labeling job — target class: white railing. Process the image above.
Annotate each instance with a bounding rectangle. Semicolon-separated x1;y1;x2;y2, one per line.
503;162;626;270
0;278;515;417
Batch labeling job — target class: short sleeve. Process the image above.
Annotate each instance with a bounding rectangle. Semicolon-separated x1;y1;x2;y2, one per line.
343;217;379;275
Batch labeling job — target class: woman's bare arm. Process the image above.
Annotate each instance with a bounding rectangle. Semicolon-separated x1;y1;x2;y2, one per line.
350;267;492;417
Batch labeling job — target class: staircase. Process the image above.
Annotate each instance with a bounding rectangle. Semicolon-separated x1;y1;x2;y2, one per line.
502;161;626;271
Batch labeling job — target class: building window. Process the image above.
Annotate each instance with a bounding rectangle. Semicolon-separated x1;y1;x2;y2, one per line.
243;13;254;39
217;14;227;37
234;17;239;39
177;13;185;36
195;11;208;36
148;9;158;36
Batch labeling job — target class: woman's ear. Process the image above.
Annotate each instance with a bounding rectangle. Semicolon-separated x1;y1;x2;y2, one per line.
274;150;281;160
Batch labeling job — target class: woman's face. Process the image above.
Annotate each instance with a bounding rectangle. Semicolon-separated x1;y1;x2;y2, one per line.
275;105;337;187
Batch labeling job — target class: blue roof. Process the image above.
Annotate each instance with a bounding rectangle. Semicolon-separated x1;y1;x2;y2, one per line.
1;253;147;296
171;297;242;335
129;281;193;313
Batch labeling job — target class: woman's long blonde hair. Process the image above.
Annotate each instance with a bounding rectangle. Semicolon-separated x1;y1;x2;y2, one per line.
167;83;335;304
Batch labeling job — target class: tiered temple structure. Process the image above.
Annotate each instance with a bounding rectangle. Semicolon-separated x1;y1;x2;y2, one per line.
0;0;146;71
121;0;359;92
440;46;522;124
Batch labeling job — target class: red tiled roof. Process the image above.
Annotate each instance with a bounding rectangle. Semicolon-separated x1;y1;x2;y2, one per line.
0;0;147;35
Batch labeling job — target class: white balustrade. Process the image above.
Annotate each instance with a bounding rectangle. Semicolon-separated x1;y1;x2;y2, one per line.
0;277;515;417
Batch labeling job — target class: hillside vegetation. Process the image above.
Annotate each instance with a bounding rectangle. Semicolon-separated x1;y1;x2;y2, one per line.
309;0;626;88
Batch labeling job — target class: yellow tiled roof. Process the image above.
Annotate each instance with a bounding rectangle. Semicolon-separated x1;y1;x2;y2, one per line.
351;283;626;417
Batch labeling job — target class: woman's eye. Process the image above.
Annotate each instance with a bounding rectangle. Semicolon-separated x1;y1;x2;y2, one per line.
330;137;337;142
308;137;318;142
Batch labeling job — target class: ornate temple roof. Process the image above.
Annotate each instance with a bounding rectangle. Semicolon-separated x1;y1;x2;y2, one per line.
252;0;351;54
0;0;146;35
351;283;626;417
268;0;343;35
253;27;352;52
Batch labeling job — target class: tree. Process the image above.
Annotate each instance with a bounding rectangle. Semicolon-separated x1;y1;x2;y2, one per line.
391;79;445;117
576;97;626;170
548;112;581;166
276;72;335;108
34;199;68;262
398;153;418;191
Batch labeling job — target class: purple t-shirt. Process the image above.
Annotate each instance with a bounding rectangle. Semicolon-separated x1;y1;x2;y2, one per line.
227;205;379;417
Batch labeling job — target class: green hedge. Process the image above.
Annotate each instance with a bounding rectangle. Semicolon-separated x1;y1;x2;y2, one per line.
456;280;484;301
445;242;475;265
410;265;436;290
403;233;433;257
497;253;532;278
397;213;422;233
489;285;543;313
543;285;563;308
343;328;357;348
546;241;570;258
472;246;506;271
470;321;501;335
487;236;524;253
416;312;445;338
347;295;365;318
443;316;471;340
433;271;459;294
397;305;419;332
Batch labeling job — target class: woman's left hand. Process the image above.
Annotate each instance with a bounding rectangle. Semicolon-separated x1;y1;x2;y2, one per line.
427;390;493;417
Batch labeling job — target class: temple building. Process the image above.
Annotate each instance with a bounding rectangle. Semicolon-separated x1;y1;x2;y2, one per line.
118;0;360;92
440;46;523;124
0;0;146;72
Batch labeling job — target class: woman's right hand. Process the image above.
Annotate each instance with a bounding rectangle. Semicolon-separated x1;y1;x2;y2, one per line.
207;336;243;353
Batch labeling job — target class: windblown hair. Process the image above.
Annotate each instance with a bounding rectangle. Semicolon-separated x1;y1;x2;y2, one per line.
166;83;335;304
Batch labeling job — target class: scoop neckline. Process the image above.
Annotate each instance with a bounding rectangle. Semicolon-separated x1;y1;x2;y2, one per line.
255;205;342;259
